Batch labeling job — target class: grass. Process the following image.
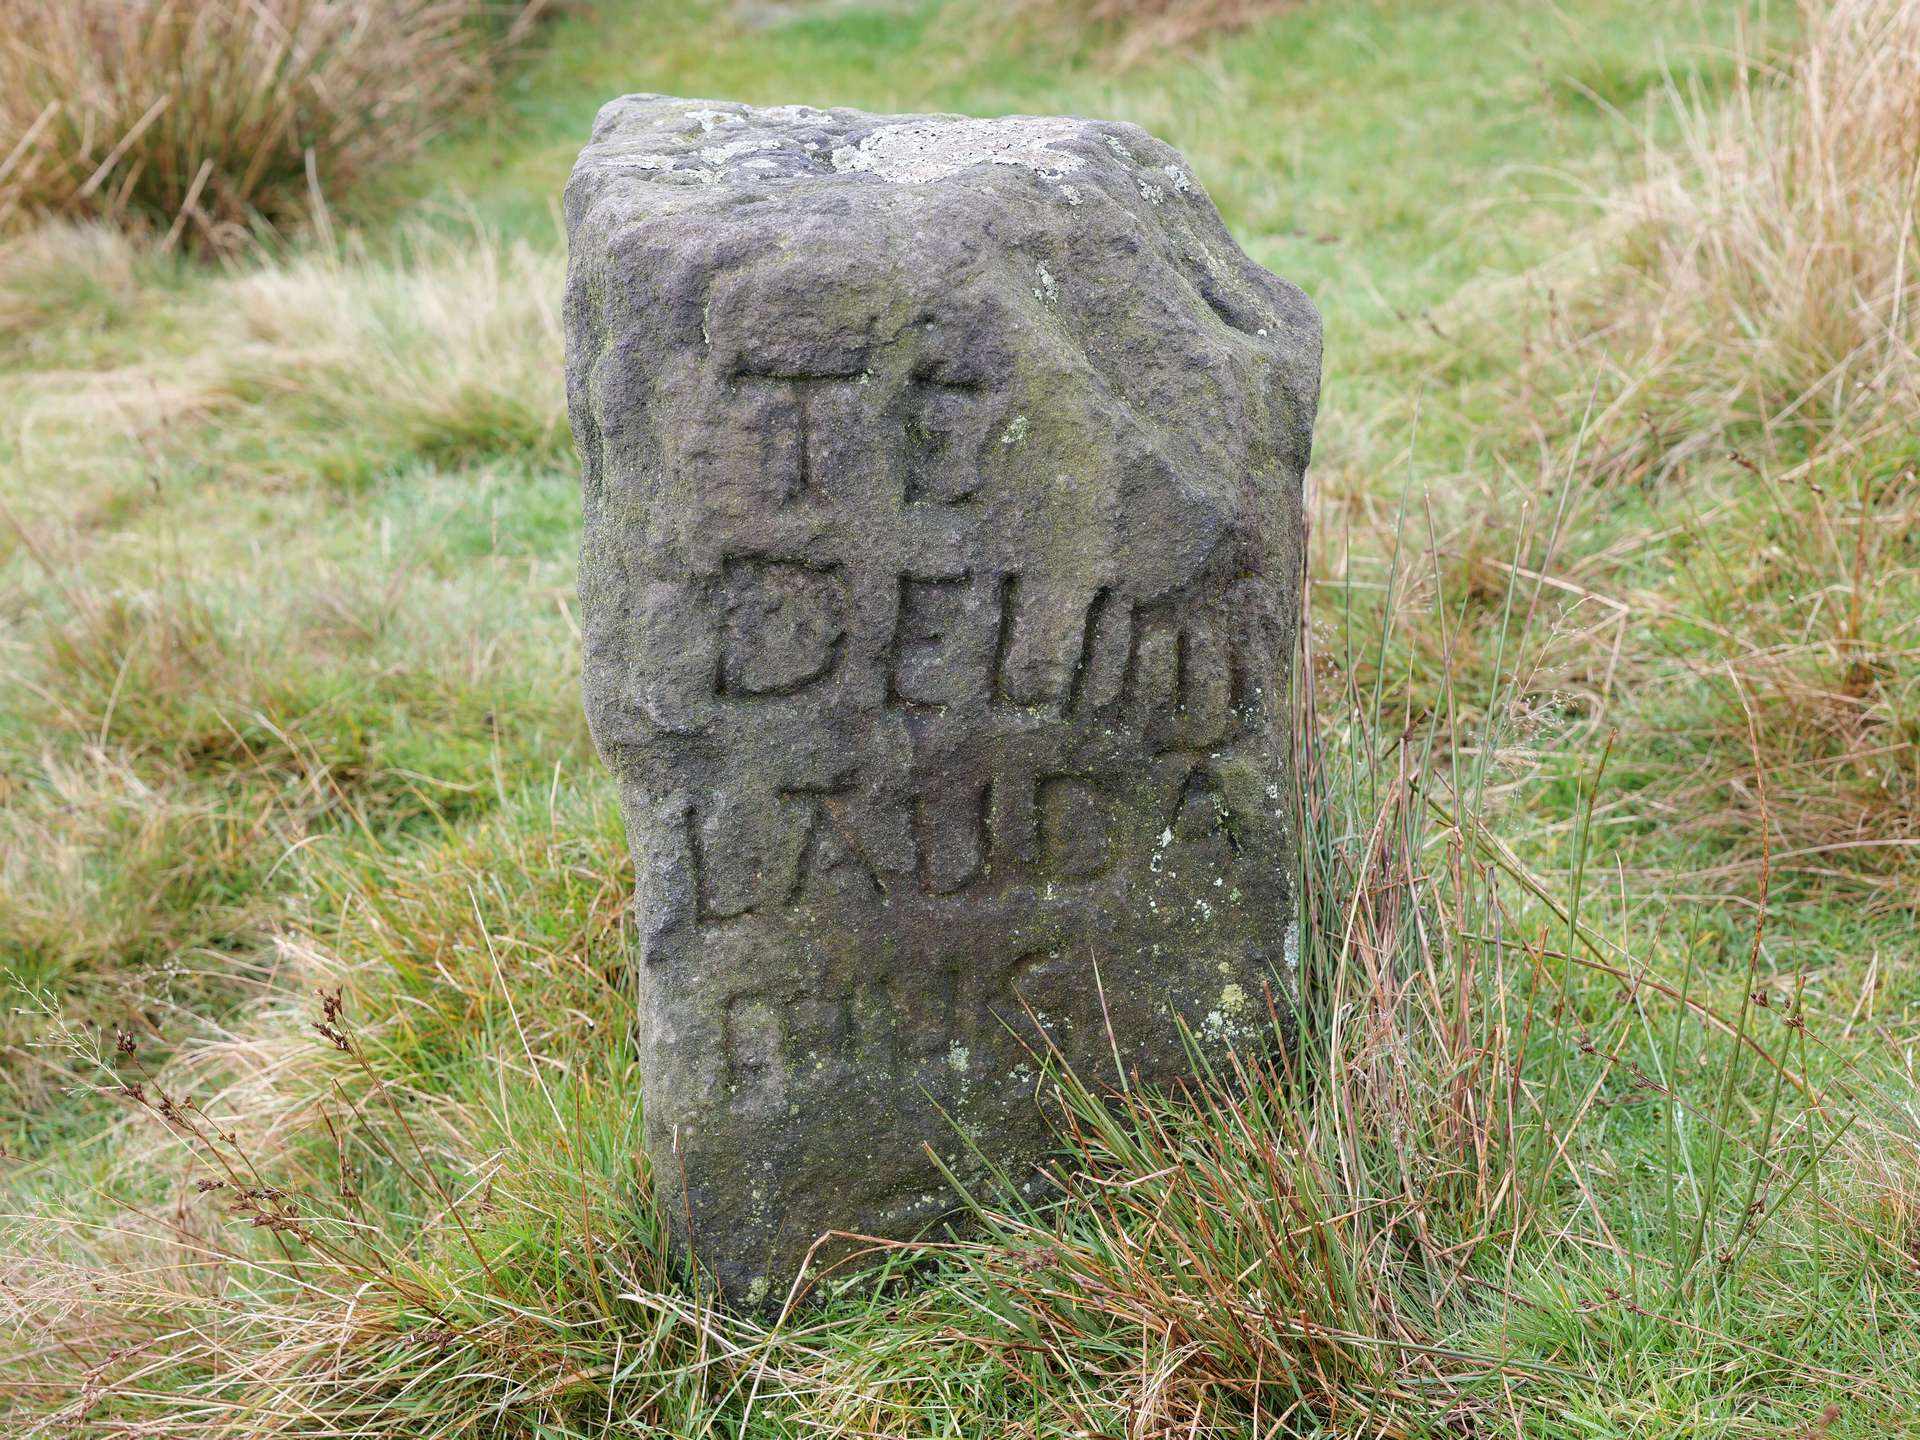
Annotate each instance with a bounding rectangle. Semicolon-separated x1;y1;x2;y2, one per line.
2;0;1919;1433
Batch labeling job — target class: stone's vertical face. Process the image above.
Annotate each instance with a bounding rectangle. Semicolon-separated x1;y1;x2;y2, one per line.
564;95;1322;1309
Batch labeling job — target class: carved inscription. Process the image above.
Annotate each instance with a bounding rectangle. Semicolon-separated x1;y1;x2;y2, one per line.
729;374;876;507
681;421;1260;911
788;788;889;904
711;557;1244;733
721;939;1113;1096
915;776;990;894
681;749;1253;922
688;787;891;924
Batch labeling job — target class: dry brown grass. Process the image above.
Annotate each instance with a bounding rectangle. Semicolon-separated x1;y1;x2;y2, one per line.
1337;0;1920;904
1603;0;1920;898
0;221;567;530
1624;0;1920;432
0;221;578;1111
0;0;549;248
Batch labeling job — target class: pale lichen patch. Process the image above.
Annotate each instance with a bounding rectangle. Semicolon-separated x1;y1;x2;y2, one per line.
685;107;745;133
830;116;1088;184
701;135;785;165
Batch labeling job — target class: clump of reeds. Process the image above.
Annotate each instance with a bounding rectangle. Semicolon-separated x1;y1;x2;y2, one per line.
0;0;549;248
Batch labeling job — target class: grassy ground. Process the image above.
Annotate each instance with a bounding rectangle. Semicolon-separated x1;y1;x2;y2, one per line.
3;0;1917;1434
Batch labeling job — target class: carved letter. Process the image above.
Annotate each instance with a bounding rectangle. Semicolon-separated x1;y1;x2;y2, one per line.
720;558;846;696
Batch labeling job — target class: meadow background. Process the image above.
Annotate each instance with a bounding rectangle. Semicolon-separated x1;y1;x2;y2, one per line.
2;0;1917;1434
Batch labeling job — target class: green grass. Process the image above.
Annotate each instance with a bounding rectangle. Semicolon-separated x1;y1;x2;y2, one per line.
4;0;1918;1434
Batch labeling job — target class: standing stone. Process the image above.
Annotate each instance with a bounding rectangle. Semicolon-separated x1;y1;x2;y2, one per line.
564;95;1320;1308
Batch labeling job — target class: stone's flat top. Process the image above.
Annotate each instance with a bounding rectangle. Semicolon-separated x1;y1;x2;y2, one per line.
574;93;1191;198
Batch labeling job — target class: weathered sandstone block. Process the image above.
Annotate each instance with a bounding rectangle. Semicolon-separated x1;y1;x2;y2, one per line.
563;95;1321;1307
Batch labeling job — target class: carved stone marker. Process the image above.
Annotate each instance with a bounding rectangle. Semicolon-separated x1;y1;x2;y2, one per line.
564;95;1321;1307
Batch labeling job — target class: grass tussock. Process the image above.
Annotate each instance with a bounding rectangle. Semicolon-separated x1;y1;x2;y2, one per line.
1625;0;1920;432
1327;0;1920;907
0;562;585;1110
0;0;550;247
0;222;159;350
227;234;570;472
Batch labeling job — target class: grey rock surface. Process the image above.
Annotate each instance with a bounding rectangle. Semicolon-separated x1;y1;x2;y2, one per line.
563;95;1320;1309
